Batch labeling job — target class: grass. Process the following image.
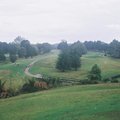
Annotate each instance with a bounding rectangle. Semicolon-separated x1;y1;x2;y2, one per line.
0;83;120;120
0;54;47;90
30;50;120;80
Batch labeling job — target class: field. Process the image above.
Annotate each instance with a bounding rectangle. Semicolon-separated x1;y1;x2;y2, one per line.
0;83;120;120
0;53;50;90
30;50;120;80
0;51;120;120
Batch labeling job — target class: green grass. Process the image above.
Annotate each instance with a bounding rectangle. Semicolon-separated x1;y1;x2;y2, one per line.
0;83;120;120
30;50;120;80
0;54;47;90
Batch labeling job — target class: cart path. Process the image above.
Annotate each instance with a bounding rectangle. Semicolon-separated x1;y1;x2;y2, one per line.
24;59;43;78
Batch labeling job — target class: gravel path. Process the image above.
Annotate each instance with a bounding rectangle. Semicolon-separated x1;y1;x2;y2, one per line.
24;59;42;78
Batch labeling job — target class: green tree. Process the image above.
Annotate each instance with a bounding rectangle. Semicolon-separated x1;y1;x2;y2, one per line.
10;54;17;63
57;40;68;51
109;39;120;58
70;54;81;71
56;50;70;72
71;41;87;57
18;47;27;58
88;64;101;81
0;52;6;62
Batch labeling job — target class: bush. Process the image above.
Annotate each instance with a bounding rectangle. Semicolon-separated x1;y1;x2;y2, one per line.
110;79;119;83
21;79;38;93
103;78;110;83
10;54;17;63
80;79;98;85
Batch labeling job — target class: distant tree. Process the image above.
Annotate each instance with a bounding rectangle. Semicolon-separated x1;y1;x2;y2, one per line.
70;51;81;71
18;47;27;58
41;43;52;54
0;52;6;62
36;43;52;54
57;40;68;51
88;64;101;81
0;42;8;54
108;39;120;58
8;43;17;55
14;36;25;44
56;50;71;72
84;41;109;53
56;41;85;71
70;41;87;57
10;54;17;63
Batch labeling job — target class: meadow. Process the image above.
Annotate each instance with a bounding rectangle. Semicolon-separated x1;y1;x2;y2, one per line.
0;83;120;120
30;50;120;80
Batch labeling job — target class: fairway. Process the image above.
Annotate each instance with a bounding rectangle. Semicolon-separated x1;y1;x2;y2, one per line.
0;83;120;120
30;50;120;80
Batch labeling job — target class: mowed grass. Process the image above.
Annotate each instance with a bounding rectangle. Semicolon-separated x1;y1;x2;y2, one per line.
30;50;120;80
0;83;120;120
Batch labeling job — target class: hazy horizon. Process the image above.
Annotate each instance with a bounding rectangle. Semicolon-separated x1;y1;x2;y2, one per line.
0;0;120;43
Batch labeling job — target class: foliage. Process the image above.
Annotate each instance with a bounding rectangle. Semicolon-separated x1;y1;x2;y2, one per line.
10;54;17;63
37;43;52;54
56;41;86;71
0;52;6;62
108;39;120;58
88;64;101;81
56;50;71;71
84;40;108;52
21;79;38;93
0;80;6;93
57;40;68;51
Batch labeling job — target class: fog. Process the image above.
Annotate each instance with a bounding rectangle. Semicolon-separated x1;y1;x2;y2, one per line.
0;0;120;43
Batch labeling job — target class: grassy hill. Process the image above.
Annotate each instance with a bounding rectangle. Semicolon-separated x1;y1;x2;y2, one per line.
30;50;120;80
0;83;120;120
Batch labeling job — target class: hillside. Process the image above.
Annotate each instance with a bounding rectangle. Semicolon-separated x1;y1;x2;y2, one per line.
0;83;120;120
30;50;120;80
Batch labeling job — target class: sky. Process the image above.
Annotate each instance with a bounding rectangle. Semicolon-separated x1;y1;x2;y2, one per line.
0;0;120;43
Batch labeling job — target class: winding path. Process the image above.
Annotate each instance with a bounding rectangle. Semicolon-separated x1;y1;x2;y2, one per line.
24;59;43;79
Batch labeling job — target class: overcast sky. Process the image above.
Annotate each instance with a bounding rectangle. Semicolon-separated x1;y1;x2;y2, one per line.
0;0;120;43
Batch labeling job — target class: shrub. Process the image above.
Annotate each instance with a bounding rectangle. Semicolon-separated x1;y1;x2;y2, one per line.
110;79;119;83
80;79;98;85
21;79;38;93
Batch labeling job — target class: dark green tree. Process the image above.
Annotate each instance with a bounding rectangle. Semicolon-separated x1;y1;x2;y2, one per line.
10;54;17;63
70;53;81;71
56;50;70;72
88;64;101;81
18;47;27;58
108;39;120;58
0;53;6;62
57;40;68;51
70;41;87;57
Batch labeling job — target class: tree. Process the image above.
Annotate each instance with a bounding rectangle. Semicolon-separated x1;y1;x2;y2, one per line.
18;47;27;58
88;64;101;81
10;54;17;63
108;39;120;58
14;36;25;44
57;40;68;51
56;50;71;72
70;53;81;71
0;52;6;62
71;41;87;57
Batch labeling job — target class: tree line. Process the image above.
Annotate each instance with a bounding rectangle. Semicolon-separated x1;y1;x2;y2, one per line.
0;36;52;63
84;39;120;58
56;39;120;72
